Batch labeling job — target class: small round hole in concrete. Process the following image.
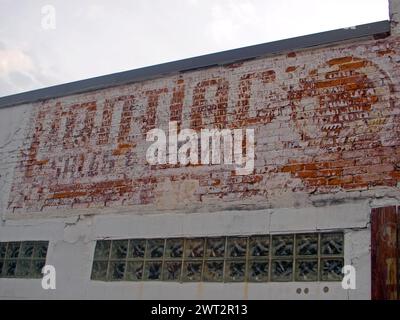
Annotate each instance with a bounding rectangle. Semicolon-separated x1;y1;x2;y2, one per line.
296;288;301;294
323;286;329;293
304;288;309;294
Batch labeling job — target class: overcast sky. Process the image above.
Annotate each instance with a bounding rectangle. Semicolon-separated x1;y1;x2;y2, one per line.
0;0;389;97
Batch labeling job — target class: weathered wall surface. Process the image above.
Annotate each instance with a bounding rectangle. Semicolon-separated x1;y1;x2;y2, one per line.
1;5;400;298
0;203;374;299
3;34;400;219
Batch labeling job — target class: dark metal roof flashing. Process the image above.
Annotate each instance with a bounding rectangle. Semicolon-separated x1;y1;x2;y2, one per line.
0;20;390;109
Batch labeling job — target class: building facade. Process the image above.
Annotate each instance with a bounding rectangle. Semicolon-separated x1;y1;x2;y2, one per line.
0;1;400;300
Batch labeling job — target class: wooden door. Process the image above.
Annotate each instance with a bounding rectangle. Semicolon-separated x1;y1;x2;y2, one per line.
371;206;399;300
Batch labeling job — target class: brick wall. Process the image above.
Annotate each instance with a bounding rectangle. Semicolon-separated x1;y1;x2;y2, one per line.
5;32;400;218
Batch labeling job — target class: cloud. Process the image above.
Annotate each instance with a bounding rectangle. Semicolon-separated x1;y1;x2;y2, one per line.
74;4;106;20
0;48;34;76
0;45;64;96
208;0;262;47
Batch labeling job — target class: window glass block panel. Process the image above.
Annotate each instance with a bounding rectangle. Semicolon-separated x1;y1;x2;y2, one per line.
206;238;225;258
321;233;344;256
91;261;108;280
272;235;293;257
295;259;318;281
144;261;162;280
225;260;246;282
165;238;184;259
271;260;293;281
249;236;269;257
128;239;146;259
110;240;128;260
89;233;343;283
0;242;48;279
227;237;247;258
203;261;224;282
20;242;35;258
296;234;318;256
163;261;182;281
6;242;20;258
126;261;144;281
16;259;32;277
146;239;165;259
33;242;48;259
108;261;126;280
94;241;111;260
248;261;269;282
183;261;203;282
4;260;17;277
0;243;6;259
185;238;204;259
31;260;46;278
321;259;344;281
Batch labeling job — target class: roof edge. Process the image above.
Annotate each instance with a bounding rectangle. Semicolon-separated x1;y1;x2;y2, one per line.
0;20;390;109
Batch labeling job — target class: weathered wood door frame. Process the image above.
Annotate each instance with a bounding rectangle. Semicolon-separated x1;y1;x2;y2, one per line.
371;206;399;300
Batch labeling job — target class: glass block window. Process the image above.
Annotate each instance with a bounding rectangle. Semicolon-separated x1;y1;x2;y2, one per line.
0;241;49;279
91;232;344;282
